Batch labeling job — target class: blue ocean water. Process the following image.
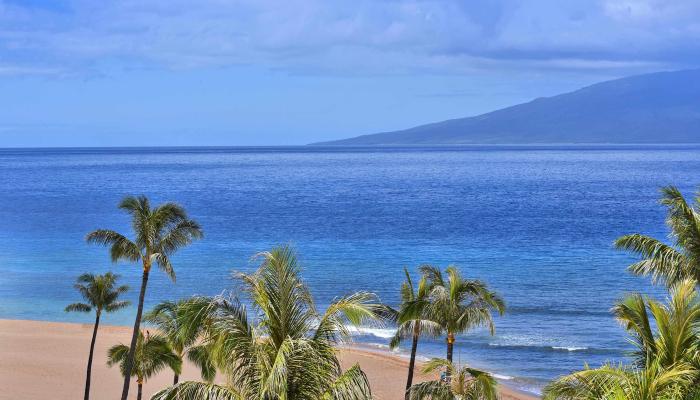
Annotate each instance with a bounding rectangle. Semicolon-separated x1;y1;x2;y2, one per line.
1;145;698;394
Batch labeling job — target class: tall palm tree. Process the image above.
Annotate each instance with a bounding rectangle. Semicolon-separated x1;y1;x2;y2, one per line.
418;265;505;376
389;267;441;400
615;186;700;286
408;359;498;400
144;300;215;385
543;278;700;399
65;272;130;400
87;195;202;400
108;330;182;400
151;245;384;400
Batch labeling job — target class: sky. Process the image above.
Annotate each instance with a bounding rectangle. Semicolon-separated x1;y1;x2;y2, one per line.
1;0;699;146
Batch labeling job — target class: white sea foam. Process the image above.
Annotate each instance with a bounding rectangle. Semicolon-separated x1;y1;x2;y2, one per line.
492;373;514;380
350;326;395;339
552;346;588;352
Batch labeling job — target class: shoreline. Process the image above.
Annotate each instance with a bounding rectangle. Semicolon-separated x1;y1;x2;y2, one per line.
0;319;538;399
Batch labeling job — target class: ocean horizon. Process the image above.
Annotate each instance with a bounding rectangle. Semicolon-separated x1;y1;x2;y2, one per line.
2;145;698;395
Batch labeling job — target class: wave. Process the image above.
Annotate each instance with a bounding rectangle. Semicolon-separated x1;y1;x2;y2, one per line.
349;326;395;339
492;373;514;380
551;346;588;352
485;342;616;355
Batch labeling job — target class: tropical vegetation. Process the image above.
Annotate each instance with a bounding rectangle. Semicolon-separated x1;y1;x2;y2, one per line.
409;359;498;400
389;267;441;400
545;187;700;399
65;272;130;400
150;245;385;400
108;330;182;400
144;300;216;384
70;188;700;399
615;186;700;286
413;265;505;375
87;195;202;400
543;278;700;400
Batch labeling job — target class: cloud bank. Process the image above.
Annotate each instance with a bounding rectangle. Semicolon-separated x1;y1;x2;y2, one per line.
2;0;699;76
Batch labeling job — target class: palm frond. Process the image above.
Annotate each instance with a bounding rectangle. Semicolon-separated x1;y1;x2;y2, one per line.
65;302;92;313
86;229;141;263
615;234;692;285
151;381;243;400
187;344;216;382
322;364;373;400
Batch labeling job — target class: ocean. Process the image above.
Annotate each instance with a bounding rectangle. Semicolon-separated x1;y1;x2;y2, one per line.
1;145;698;394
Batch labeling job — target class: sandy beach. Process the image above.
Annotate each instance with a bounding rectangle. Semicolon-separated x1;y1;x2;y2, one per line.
0;319;537;400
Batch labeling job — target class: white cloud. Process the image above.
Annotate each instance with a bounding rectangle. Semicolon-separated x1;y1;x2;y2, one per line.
0;0;699;76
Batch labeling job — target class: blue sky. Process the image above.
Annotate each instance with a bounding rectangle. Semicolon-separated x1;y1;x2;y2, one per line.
1;0;699;146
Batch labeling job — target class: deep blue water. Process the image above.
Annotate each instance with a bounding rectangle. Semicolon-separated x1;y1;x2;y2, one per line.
1;145;698;394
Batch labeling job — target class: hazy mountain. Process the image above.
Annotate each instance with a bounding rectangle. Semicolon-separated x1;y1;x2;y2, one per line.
314;69;700;145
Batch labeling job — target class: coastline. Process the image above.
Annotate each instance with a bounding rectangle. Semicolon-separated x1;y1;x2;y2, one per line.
0;319;538;399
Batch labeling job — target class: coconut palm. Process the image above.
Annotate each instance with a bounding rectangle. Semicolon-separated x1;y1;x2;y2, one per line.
65;272;130;400
417;265;505;377
408;359;498;400
108;330;182;400
87;195;202;400
543;361;697;400
389;267;441;400
151;245;384;400
543;279;700;400
144;300;215;384
615;186;700;286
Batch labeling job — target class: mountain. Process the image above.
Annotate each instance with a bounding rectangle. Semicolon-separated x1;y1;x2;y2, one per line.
314;69;700;145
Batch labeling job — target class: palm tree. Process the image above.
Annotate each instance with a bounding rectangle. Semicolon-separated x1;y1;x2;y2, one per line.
144;300;215;385
389;267;441;400
87;195;202;400
65;272;130;400
615;186;700;286
108;330;182;400
151;245;384;400
408;359;498;400
418;265;505;377
543;278;700;399
543;361;696;400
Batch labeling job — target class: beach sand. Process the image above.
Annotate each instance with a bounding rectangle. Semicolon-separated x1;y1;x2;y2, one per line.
0;319;537;400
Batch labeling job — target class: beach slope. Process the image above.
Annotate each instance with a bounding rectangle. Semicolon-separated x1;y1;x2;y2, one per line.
0;319;537;400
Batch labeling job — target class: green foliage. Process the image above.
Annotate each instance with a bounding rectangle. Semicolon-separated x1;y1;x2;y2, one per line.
65;272;130;315
408;359;498;400
544;279;700;400
151;245;384;400
144;300;216;382
418;265;505;337
389;267;442;349
108;331;182;383
86;195;203;280
615;186;700;286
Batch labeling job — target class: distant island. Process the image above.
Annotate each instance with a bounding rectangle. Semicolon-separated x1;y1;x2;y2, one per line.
314;69;700;145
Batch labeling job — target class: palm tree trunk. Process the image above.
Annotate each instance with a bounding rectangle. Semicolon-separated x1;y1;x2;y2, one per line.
405;323;420;400
445;332;455;380
137;381;143;400
83;311;100;400
173;374;179;385
120;268;150;400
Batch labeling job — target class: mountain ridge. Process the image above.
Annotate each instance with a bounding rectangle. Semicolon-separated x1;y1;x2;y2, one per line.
313;69;700;145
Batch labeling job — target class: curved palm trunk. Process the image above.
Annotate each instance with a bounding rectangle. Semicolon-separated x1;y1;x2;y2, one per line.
83;311;101;400
173;373;179;385
120;268;150;400
446;332;455;380
405;323;421;400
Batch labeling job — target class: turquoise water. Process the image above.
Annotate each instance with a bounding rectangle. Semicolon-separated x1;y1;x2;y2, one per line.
1;145;698;394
